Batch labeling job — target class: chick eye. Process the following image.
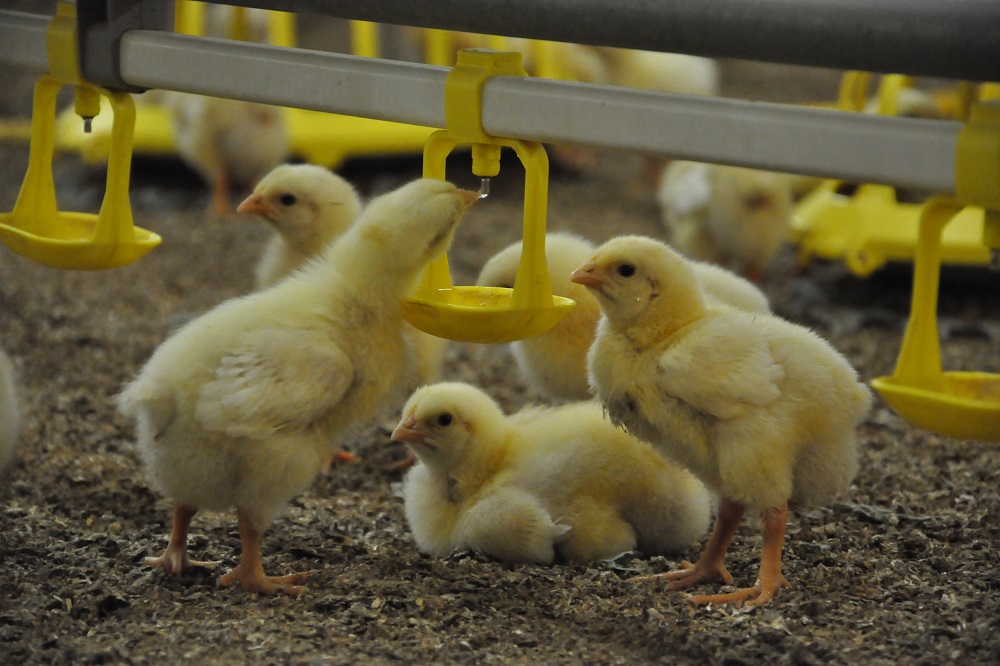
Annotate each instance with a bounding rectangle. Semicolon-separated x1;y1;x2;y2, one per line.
279;194;297;207
617;263;636;278
436;413;453;427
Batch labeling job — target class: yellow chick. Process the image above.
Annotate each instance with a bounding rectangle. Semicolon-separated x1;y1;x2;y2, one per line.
594;47;719;97
476;232;770;402
236;164;364;290
118;179;478;596
0;348;20;473
571;235;872;607
162;92;288;218
658;160;793;282
238;163;449;388
393;382;712;564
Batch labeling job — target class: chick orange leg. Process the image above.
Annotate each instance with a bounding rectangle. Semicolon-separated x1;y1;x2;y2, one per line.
632;498;744;589
217;508;309;596
322;448;360;475
211;169;232;218
145;502;218;573
689;503;791;607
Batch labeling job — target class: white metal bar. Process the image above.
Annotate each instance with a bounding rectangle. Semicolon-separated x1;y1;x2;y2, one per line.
0;11;964;193
0;11;49;72
483;77;961;191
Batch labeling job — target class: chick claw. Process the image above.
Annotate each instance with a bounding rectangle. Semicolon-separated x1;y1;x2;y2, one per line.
629;559;733;590
217;567;311;597
144;551;220;575
688;573;790;608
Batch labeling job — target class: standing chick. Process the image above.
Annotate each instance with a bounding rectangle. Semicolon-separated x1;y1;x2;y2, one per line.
393;382;712;564
0;348;20;473
236;164;363;290
239;163;449;386
476;232;770;402
658;161;792;282
571;235;871;606
118;179;477;595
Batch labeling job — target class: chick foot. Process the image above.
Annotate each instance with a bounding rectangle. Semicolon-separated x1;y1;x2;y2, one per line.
217;565;310;596
632;497;746;589
145;502;219;574
219;508;310;596
689;503;791;607
688;572;790;607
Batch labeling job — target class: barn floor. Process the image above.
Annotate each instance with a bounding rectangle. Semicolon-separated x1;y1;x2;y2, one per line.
0;29;998;665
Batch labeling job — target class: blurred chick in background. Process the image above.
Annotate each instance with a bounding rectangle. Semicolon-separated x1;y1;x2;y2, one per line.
658;161;793;282
394;382;712;564
163;5;289;218
0;348;20;473
572;235;871;607
162;93;288;219
476;232;770;402
118;179;477;595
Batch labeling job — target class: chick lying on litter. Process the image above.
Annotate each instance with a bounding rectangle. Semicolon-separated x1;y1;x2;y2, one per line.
572;235;871;606
658;161;792;282
476;232;769;402
119;179;477;595
393;382;713;564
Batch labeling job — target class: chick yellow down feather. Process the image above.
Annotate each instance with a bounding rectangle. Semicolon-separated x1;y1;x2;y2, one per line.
476;232;769;401
394;382;713;564
118;179;477;595
658;160;792;281
239;164;449;385
0;348;20;473
571;235;871;607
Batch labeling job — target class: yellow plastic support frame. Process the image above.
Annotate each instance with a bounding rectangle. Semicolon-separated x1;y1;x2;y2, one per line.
0;1;160;269
402;49;575;343
871;199;1000;441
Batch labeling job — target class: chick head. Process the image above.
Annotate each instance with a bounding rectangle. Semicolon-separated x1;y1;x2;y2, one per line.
570;235;705;329
391;382;505;473
238;164;362;247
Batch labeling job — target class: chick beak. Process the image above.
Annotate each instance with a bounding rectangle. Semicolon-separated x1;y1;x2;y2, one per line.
570;262;606;290
456;189;480;209
236;192;274;219
391;414;427;445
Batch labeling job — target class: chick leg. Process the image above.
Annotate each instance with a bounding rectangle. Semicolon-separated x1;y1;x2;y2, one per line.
217;508;310;596
631;498;744;588
210;169;232;219
144;502;219;573
689;503;791;607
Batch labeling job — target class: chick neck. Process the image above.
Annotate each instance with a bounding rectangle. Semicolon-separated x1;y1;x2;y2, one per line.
313;223;432;303
446;417;513;503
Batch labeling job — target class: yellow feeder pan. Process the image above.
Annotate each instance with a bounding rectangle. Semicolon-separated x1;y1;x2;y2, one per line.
0;76;161;270
792;182;991;276
402;47;575;343
792;74;996;276
404;132;576;343
872;199;1000;441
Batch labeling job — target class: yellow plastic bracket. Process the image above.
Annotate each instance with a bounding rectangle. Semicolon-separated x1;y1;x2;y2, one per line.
871;198;1000;441
955;102;1000;212
402;49;575;344
0;2;161;269
445;49;527;148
